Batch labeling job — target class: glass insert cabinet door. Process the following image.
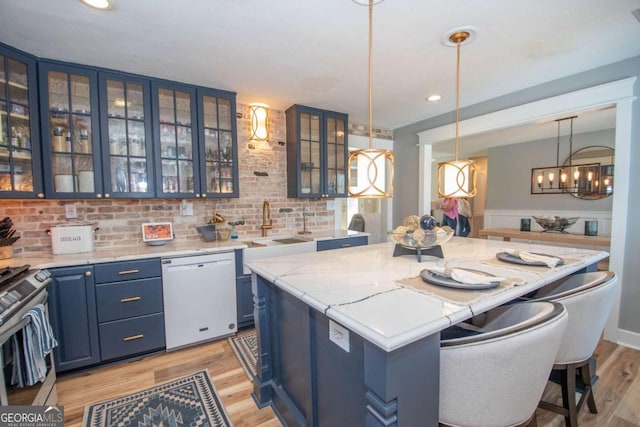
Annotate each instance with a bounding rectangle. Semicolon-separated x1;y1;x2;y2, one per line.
152;82;198;197
198;88;238;197
299;111;322;196
324;112;347;197
39;63;101;197
99;73;154;198
0;48;42;197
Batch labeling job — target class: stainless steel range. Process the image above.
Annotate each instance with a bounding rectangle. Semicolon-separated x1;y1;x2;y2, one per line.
0;264;56;406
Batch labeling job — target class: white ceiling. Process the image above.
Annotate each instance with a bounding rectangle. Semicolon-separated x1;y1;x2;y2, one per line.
1;0;639;132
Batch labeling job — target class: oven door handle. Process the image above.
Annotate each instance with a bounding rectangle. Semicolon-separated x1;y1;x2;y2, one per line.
0;290;49;345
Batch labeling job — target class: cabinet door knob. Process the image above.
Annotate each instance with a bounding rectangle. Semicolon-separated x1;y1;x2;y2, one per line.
85;271;92;277
104;193;110;198
201;194;207;198
37;193;45;199
96;194;102;198
195;193;200;198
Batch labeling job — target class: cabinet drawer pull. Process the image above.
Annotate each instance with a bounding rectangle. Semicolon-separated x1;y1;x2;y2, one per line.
118;269;139;275
123;334;144;342
120;296;141;303
340;243;352;247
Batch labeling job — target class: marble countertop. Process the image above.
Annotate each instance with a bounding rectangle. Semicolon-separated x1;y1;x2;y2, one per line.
245;237;608;352
1;230;368;270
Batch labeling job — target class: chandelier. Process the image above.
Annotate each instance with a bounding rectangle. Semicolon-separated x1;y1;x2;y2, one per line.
530;116;606;196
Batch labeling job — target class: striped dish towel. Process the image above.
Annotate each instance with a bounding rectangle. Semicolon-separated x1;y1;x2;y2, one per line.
21;304;58;386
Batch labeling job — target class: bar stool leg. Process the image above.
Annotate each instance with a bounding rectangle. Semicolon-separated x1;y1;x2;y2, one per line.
561;365;579;427
581;358;598;414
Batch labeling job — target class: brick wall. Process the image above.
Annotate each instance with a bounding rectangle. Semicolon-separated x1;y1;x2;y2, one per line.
348;123;393;140
0;104;337;255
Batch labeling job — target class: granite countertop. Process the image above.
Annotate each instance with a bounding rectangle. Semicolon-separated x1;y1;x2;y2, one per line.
0;229;369;270
245;237;608;351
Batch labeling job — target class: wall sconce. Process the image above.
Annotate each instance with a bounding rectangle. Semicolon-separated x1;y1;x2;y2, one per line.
249;103;269;142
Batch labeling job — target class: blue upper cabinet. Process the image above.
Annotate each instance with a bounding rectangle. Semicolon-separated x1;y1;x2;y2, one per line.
196;87;238;198
151;82;239;199
151;81;199;198
39;62;103;199
286;105;348;199
99;72;155;198
0;45;44;198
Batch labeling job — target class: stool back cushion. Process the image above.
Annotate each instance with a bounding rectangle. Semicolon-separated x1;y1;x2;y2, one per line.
440;302;568;427
552;275;617;364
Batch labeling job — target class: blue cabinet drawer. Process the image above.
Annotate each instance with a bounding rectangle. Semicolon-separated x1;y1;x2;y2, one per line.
96;277;163;322
317;236;368;251
99;313;165;361
94;258;161;284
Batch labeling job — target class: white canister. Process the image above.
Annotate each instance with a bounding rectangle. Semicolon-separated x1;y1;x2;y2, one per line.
78;171;95;193
54;174;75;192
48;224;97;254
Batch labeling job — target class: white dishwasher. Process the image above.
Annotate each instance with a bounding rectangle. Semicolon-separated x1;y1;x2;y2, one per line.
162;252;237;351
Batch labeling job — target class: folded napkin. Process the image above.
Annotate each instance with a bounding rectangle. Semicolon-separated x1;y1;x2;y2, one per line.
428;267;505;285
503;249;561;268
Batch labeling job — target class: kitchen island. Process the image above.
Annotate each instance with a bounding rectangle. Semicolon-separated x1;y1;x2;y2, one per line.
245;237;608;427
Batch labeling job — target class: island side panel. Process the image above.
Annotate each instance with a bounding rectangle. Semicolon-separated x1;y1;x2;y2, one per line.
364;335;440;426
313;311;367;426
252;273;441;427
253;274;313;426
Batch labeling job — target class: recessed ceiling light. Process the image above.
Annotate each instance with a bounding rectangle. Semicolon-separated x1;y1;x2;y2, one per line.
426;94;442;102
80;0;112;10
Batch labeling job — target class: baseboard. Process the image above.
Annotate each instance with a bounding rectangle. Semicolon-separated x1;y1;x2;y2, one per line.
617;329;640;351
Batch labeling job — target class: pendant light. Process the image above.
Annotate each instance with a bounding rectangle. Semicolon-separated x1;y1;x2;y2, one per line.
348;0;394;199
437;29;477;198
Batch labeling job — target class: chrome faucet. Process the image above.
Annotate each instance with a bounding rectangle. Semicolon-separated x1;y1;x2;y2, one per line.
261;200;273;237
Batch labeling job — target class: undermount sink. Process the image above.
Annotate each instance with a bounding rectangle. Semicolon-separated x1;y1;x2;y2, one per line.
242;235;316;274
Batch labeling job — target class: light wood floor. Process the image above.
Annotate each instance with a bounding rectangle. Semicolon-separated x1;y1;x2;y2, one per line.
58;335;639;426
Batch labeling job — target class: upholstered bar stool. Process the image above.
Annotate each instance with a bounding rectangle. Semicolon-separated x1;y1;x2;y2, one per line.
439;301;568;427
529;271;617;427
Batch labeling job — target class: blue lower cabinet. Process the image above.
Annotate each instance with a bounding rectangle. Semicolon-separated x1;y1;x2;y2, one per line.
95;277;164;323
99;313;166;361
237;275;254;328
316;236;368;251
48;265;101;373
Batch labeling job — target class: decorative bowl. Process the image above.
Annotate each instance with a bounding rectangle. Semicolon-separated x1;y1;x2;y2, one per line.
196;225;217;241
388;226;454;249
532;216;579;233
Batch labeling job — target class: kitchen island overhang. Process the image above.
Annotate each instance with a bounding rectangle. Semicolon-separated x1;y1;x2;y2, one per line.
246;238;608;426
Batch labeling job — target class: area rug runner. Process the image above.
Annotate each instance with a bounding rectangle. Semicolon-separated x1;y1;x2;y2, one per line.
82;369;232;427
228;331;258;381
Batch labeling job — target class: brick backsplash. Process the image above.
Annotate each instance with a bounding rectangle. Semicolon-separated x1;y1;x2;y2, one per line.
0;103;341;256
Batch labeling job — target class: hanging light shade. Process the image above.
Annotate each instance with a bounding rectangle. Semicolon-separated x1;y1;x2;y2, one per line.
348;0;394;199
437;29;477;198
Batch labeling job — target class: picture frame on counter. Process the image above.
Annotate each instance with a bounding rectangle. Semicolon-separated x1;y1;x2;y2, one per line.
141;222;174;243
